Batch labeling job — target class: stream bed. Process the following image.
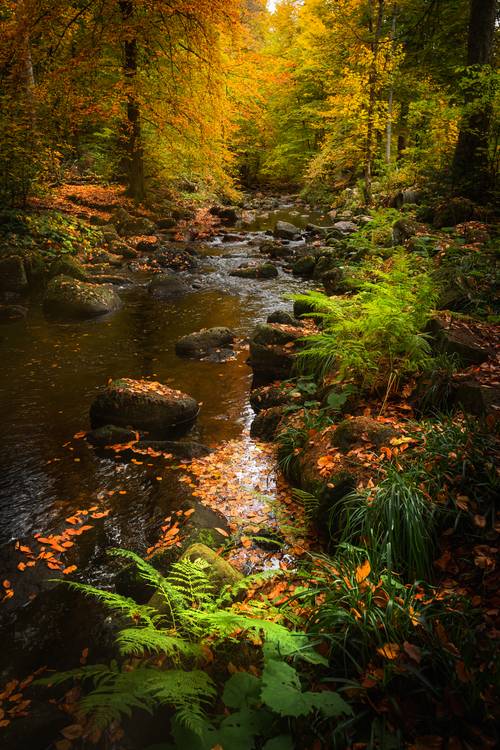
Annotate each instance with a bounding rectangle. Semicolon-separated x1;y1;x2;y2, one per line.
0;203;327;691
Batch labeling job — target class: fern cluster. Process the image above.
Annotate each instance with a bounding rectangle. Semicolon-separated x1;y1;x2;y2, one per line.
38;548;347;745
293;254;438;389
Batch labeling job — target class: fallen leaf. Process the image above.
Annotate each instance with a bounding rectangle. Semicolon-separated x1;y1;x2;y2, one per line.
62;566;77;575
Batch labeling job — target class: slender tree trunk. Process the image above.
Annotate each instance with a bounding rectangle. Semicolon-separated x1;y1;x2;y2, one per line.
385;12;397;165
119;0;145;202
397;100;409;161
451;0;497;200
364;0;384;205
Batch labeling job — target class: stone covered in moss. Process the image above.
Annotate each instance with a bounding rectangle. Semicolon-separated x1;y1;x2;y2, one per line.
43;275;121;319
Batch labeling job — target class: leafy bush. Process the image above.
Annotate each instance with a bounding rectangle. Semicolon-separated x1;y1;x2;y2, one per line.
293;254;438;390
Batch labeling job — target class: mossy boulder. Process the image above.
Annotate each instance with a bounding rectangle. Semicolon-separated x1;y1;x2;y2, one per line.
248;323;304;381
0;255;28;293
175;327;235;359
292;256;316;276
392;218;420;245
114;207;156;237
181;543;242;590
230;263;278;279
49;256;88;281
250;383;302;413
313;253;338;279
331;416;397;452
267;310;299;326
259;240;291;259
43;276;121;319
90;378;199;436
148;275;190;299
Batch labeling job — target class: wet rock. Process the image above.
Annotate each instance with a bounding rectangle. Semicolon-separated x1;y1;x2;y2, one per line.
88;249;123;266
176;327;236;360
0;255;28;293
259;240;291;259
90;378;199;436
292;255;316;276
43;276;121;319
313;253;338;279
250;382;304;413
249;323;303;381
156;216;177;230
0;304;28;323
427;316;491;365
181;543;242;589
390;188;423;208
392;218;420;245
49;256;88;281
86;424;137;447
91;274;134;286
136;237;160;253
155;248;197;272
451;379;500;417
267;310;299;326
0;698;67;750
332;220;358;236
250;406;285;440
305;223;334;238
112;241;139;259
274;220;301;240
209;205;240;225
135;440;210;459
322;267;346;295
230;262;278;279
332;416;397;452
114;207;156;236
221;233;245;243
100;224;119;242
148;274;190;299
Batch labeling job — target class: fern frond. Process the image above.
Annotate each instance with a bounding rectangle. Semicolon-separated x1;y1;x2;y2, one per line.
58;580;157;625
116;626;202;660
166;558;214;607
108;548;188;627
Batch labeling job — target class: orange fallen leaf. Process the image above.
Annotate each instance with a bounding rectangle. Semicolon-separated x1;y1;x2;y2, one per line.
2;580;11;589
377;643;400;660
355;560;371;584
215;527;229;537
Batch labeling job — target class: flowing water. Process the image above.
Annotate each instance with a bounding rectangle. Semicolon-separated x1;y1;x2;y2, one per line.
0;202;326;692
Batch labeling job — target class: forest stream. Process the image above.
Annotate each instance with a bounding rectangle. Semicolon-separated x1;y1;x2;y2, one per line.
0;200;327;681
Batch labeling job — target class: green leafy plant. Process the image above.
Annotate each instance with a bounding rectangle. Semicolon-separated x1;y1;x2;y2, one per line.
38;549;350;747
292;255;438;391
335;467;438;579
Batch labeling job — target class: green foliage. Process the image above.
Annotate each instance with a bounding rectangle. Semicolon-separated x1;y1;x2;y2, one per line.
337;468;438;580
293;254;438;389
39;547;346;745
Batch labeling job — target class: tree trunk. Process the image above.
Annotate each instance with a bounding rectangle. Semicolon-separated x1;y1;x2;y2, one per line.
119;0;145;202
451;0;497;201
364;0;384;205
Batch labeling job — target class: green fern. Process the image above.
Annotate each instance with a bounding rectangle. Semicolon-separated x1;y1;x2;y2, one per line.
292;254;437;388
